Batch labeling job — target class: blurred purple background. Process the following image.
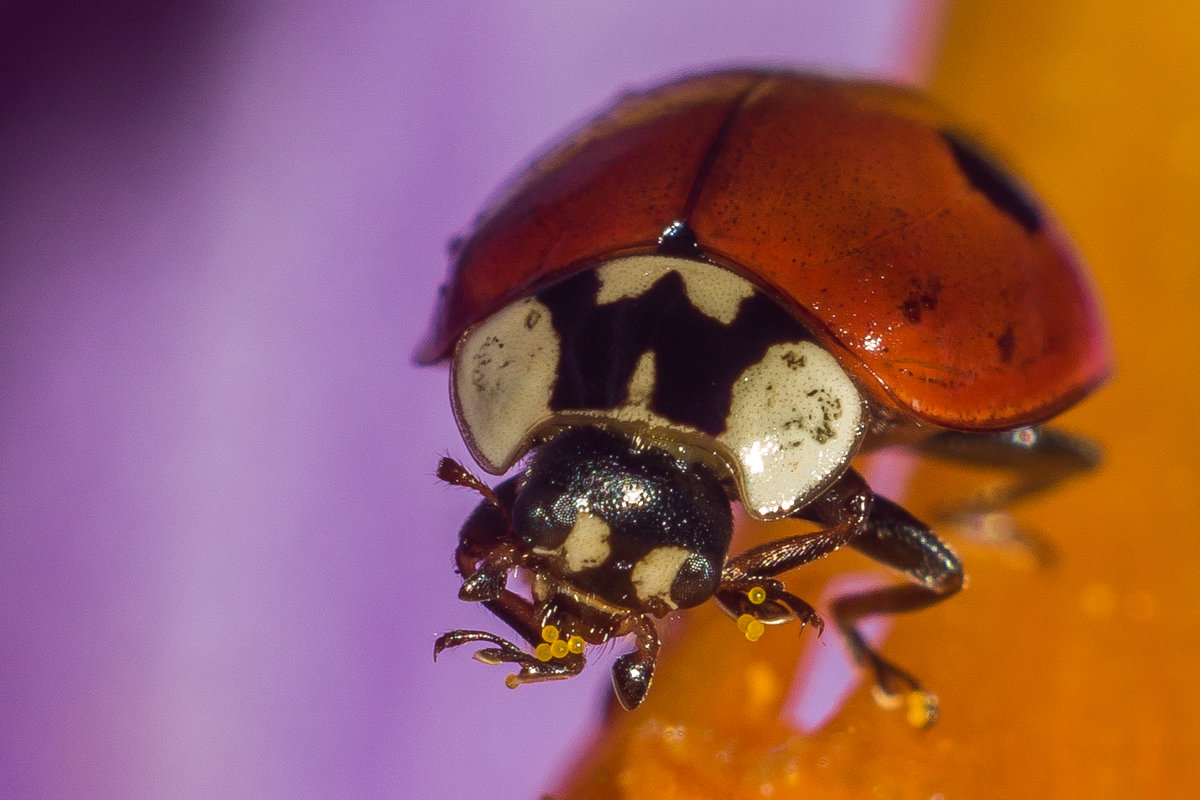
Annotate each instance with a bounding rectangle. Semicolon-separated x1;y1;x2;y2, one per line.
1;2;937;797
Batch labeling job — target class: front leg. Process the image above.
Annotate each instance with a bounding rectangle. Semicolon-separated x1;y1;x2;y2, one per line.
435;459;588;684
437;457;525;604
434;619;585;689
715;468;872;638
610;614;661;710
715;577;823;641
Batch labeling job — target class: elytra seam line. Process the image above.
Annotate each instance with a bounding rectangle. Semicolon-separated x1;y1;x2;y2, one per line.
678;76;774;222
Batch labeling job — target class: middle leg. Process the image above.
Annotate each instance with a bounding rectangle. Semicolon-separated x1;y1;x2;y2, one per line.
830;493;963;726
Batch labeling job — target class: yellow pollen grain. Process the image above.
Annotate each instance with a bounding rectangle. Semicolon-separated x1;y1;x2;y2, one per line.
737;614;765;642
905;691;938;728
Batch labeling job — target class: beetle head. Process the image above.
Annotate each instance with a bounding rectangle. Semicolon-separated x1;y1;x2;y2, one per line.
512;426;734;620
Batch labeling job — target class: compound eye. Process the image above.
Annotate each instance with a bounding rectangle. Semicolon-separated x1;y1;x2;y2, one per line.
511;477;581;552
511;501;569;552
670;551;721;609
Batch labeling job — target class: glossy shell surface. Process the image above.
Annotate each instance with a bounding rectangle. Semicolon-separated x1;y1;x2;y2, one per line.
417;70;1111;430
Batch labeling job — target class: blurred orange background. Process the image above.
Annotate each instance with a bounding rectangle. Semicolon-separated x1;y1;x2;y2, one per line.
557;1;1200;797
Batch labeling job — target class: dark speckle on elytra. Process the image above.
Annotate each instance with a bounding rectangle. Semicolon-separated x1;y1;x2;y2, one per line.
899;277;942;323
996;325;1016;364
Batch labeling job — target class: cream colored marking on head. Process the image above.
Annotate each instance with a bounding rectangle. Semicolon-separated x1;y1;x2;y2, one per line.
452;296;559;473
595;255;754;324
631;546;692;608
560;513;612;572
720;342;865;519
531;512;612;572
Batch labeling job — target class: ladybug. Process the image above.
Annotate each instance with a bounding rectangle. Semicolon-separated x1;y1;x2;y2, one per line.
418;70;1111;723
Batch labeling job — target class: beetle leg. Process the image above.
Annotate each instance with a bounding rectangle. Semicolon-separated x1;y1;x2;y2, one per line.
830;493;963;727
434;628;529;664
438;465;595;687
714;578;824;637
917;427;1101;503
917;426;1100;564
436;566;589;686
720;469;961;726
434;627;585;687
436;465;588;682
716;469;871;638
826;428;1090;710
442;467;524;602
611;614;661;710
723;468;873;579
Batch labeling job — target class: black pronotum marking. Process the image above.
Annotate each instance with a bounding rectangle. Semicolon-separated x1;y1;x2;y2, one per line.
940;129;1042;234
536;267;809;436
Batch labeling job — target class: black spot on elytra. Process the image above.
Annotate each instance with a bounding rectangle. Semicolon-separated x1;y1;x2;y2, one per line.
940;129;1042;234
536;268;809;435
996;325;1016;364
899;277;943;323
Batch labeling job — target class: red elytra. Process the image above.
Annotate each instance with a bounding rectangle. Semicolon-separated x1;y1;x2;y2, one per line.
415;70;1112;430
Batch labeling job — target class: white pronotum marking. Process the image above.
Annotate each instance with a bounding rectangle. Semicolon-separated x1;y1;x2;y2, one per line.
625;350;656;406
595;255;754;324
450;255;865;521
721;342;864;518
452;296;559;473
